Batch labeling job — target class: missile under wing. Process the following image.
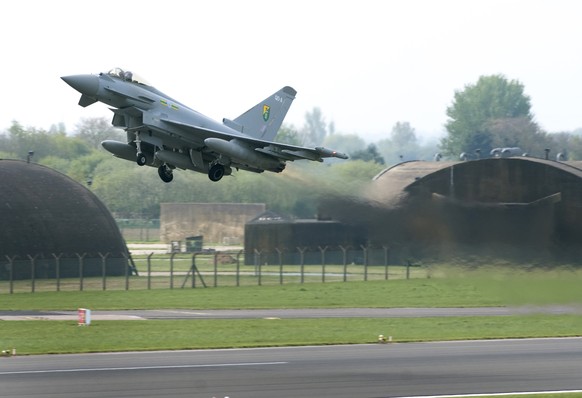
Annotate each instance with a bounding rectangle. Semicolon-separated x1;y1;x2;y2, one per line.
61;68;348;183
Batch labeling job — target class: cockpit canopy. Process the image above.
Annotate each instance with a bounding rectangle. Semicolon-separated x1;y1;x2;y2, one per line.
106;67;150;86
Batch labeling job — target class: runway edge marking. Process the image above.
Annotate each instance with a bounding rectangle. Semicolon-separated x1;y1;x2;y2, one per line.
0;361;288;375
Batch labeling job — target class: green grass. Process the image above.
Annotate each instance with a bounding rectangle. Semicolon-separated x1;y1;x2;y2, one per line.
1;267;582;355
470;395;582;398
466;392;582;398
2;267;582;311
1;315;581;355
0;279;503;310
460;395;582;398
0;262;430;293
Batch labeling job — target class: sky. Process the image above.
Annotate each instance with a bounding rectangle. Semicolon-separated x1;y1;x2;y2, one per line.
2;0;582;143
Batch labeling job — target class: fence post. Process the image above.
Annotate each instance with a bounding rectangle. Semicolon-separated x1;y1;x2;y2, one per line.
5;255;17;294
213;252;218;288
361;245;369;281
191;253;197;288
383;246;389;280
319;246;328;283
76;253;86;291
52;253;63;292
253;249;261;277
170;252;176;289
340;245;348;282
99;252;110;291
236;250;243;287
122;251;130;291
406;260;411;280
258;255;263;287
298;247;307;284
27;255;38;293
147;252;153;290
275;248;283;285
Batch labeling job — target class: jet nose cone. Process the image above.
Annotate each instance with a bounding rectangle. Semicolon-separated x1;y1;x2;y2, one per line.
61;74;99;96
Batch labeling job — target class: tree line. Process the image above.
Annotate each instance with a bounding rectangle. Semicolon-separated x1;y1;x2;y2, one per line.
0;118;384;220
2;74;582;220
440;74;582;159
279;74;582;163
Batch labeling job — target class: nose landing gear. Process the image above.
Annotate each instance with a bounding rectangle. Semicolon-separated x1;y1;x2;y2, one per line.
136;152;147;166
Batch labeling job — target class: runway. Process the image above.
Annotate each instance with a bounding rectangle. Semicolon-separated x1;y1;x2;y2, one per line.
1;338;581;397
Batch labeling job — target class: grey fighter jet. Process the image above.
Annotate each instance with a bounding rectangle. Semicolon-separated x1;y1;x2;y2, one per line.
62;68;348;183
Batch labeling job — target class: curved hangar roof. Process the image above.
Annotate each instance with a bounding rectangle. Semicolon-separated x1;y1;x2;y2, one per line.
372;158;582;205
368;158;582;248
0;159;127;258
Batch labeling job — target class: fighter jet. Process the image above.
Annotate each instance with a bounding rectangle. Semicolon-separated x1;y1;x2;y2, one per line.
62;68;348;183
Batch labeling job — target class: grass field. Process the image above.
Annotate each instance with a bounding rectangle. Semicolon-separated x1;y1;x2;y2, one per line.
490;395;582;398
2;267;582;311
1;267;581;355
2;315;582;355
0;278;502;310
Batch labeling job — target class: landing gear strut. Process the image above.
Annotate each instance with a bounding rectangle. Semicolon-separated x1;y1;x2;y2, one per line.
158;164;173;183
208;164;225;182
135;132;146;166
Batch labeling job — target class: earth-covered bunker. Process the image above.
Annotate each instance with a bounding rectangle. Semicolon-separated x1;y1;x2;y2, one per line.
320;157;582;263
0;160;130;280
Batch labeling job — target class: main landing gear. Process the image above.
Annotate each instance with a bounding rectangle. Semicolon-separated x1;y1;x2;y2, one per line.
158;164;173;183
208;163;225;182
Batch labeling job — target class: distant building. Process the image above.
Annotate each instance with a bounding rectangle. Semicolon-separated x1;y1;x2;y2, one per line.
244;211;366;265
160;203;266;246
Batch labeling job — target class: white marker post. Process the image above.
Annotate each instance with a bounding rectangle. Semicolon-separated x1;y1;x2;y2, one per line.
78;308;91;326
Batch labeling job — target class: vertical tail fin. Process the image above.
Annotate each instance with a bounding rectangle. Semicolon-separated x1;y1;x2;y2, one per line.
229;86;297;141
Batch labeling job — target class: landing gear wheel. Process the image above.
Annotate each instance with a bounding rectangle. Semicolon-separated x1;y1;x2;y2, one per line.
158;164;173;183
136;152;147;166
208;164;225;182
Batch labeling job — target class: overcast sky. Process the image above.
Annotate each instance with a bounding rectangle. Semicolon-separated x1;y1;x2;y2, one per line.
2;0;581;143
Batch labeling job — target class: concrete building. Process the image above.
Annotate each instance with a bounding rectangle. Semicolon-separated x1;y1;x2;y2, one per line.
160;203;266;246
244;211;366;265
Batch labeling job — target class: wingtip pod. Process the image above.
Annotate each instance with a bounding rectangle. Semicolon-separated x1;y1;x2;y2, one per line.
315;147;349;159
